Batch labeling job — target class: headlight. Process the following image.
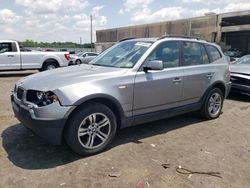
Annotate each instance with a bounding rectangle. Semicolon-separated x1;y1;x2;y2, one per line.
27;90;60;107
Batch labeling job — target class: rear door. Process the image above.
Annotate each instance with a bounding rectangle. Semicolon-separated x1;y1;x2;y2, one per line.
0;42;20;70
83;53;98;63
133;41;184;116
180;41;216;106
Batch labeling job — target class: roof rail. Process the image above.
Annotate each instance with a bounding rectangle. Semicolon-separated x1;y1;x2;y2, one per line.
158;35;200;40
119;38;135;42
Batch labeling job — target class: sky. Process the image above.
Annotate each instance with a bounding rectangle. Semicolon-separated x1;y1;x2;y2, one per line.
0;0;250;43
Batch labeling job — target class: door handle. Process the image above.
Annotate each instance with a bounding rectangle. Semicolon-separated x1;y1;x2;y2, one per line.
173;77;182;83
8;55;14;58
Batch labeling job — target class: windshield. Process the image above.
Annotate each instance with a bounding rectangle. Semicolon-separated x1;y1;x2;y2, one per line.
90;40;152;68
236;55;250;64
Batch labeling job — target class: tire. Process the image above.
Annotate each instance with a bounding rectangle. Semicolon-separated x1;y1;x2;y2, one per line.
42;62;58;71
75;59;81;65
200;88;224;119
64;103;117;156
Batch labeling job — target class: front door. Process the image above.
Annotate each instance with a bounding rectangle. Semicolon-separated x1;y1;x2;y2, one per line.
0;42;20;70
133;41;183;116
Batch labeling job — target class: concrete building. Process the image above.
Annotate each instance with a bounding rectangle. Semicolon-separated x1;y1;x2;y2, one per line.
96;10;250;54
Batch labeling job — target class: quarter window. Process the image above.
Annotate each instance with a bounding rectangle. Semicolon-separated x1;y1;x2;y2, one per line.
146;41;180;68
206;45;222;62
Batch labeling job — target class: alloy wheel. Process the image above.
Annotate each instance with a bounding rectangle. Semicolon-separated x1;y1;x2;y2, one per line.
77;113;111;149
208;92;222;117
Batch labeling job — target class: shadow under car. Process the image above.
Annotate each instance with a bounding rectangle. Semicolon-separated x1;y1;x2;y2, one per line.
2;113;203;170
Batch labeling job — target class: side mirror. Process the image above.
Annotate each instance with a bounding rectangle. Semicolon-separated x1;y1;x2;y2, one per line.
143;60;164;72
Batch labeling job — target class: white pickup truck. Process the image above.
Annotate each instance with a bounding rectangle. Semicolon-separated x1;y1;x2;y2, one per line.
0;40;70;71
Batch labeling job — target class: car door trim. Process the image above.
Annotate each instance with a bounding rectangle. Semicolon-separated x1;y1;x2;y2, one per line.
131;102;202;126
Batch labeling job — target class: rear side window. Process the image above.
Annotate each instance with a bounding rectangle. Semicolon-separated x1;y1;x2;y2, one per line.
206;45;222;62
146;41;180;69
183;42;209;66
182;42;210;66
201;45;210;64
12;42;17;52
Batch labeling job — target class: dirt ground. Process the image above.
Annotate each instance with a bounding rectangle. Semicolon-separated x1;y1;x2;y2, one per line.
0;71;250;188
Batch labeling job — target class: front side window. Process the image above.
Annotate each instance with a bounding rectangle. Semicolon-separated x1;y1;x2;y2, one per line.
206;45;222;62
145;41;180;68
91;41;152;68
0;43;12;54
183;42;207;66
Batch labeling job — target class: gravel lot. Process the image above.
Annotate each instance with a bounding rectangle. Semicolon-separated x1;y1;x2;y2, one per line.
0;71;250;188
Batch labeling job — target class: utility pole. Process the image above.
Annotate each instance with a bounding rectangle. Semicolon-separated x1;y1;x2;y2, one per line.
188;19;192;37
90;14;93;52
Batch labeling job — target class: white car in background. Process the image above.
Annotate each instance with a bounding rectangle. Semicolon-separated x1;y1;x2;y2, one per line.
230;55;250;95
0;40;70;71
69;52;99;65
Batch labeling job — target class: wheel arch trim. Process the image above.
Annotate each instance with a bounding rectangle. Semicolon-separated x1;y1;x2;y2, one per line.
68;94;128;127
42;58;60;68
200;81;227;104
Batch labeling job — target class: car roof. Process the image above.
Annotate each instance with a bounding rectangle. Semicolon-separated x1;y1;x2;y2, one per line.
123;38;158;42
125;37;215;46
0;40;17;43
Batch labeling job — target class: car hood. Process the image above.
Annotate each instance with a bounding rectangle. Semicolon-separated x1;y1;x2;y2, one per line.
17;64;128;91
230;64;250;75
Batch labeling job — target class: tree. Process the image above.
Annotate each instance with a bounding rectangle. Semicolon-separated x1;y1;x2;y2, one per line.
22;40;94;49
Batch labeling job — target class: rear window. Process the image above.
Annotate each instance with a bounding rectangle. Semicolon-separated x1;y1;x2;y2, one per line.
206;45;222;62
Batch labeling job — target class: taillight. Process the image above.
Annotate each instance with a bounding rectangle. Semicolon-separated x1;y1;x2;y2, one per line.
64;54;70;60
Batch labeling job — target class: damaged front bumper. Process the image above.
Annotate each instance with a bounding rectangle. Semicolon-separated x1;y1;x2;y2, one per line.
11;93;72;145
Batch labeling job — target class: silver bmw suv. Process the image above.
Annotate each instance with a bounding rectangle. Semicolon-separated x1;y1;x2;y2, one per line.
11;37;231;155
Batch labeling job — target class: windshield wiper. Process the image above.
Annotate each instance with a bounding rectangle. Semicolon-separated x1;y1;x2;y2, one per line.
91;64;102;66
92;64;115;67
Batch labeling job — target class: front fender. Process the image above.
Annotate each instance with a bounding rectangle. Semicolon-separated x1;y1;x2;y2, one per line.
53;80;133;118
73;93;121;106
